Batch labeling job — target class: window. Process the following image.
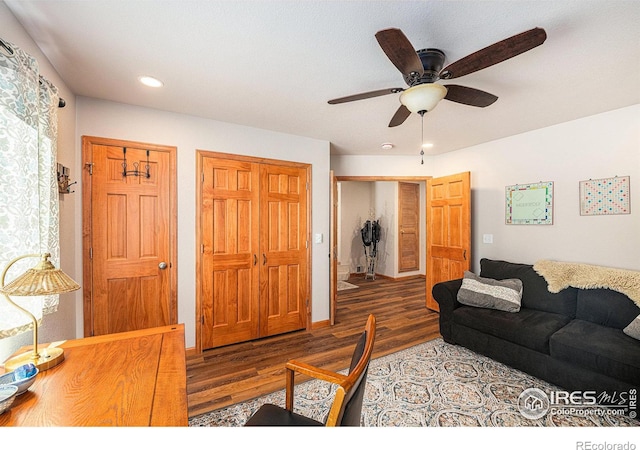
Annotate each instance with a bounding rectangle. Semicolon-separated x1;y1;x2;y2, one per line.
0;38;60;337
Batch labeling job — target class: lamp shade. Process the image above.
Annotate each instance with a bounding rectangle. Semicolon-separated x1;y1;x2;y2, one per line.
0;253;80;296
399;83;448;114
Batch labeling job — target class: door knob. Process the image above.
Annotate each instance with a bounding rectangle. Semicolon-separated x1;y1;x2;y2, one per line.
159;261;168;270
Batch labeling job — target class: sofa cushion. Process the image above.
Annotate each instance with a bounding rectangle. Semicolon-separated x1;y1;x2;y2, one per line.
453;306;571;353
550;320;640;386
576;288;639;329
480;258;577;317
457;271;523;312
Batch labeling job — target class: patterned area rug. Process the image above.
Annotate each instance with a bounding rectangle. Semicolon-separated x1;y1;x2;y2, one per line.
337;280;359;291
189;338;637;427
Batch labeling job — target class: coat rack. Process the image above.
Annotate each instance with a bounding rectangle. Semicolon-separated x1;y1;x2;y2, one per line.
57;163;76;194
121;147;151;178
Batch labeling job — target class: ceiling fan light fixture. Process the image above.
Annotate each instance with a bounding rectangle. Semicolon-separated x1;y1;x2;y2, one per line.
399;83;447;114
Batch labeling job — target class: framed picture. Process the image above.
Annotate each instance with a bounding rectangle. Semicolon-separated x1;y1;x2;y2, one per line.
505;181;553;225
579;176;630;216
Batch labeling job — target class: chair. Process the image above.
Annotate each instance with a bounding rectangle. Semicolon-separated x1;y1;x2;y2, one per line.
245;314;376;426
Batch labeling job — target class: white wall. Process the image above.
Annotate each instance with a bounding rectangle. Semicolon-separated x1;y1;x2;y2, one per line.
0;3;79;362
372;181;396;277
338;181;372;274
333;105;640;273
433;104;640;272
76;97;331;348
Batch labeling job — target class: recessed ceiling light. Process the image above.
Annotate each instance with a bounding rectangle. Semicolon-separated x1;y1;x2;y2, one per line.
381;143;394;150
138;75;164;88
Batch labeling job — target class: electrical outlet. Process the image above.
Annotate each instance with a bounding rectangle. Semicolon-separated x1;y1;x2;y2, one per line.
483;234;493;244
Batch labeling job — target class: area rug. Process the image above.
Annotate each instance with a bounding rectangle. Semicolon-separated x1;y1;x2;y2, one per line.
337;280;359;291
189;338;637;427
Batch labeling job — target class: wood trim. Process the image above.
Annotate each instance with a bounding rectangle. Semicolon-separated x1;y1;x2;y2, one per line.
310;319;331;330
196;149;310;168
335;176;429;182
194;152;204;354
306;163;313;331
81;136;178;337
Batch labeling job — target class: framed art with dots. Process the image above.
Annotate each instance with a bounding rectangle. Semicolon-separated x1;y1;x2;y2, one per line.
579;176;630;216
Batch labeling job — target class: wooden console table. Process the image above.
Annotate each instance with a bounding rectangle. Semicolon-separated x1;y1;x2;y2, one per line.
0;324;188;426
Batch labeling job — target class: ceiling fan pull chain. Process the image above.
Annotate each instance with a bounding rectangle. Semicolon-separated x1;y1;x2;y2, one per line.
420;111;425;165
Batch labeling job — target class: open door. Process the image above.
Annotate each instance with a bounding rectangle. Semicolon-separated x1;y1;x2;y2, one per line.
426;172;471;311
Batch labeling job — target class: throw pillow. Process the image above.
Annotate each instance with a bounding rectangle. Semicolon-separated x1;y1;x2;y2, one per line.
457;271;523;313
623;314;640;341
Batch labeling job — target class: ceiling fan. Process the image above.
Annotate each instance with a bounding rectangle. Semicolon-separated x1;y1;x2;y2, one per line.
328;27;547;127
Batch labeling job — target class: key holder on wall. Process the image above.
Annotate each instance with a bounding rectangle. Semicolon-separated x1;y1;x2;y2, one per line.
57;163;76;194
122;147;151;178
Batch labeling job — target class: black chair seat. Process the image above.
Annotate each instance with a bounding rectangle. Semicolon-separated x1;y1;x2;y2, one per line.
245;403;323;426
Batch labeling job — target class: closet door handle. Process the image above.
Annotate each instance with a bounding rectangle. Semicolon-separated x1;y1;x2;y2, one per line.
253;254;257;266
263;254;267;265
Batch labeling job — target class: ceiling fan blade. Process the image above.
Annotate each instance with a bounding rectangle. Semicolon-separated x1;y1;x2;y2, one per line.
375;28;424;78
444;85;498;107
439;27;547;79
328;87;403;104
388;105;411;127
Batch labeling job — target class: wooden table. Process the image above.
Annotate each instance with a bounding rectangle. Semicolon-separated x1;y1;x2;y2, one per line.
0;324;188;426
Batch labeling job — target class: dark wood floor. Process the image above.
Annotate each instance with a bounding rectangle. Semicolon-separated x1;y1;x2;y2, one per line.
185;275;440;418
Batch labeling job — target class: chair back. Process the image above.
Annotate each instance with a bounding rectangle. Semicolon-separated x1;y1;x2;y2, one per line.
325;314;376;426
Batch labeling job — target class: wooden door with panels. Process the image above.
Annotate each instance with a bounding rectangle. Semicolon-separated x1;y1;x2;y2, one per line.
82;136;177;337
197;151;310;351
259;162;308;338
199;157;260;349
398;182;420;273
425;172;471;311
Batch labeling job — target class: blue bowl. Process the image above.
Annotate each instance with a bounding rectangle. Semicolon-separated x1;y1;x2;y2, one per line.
0;363;39;395
0;385;18;415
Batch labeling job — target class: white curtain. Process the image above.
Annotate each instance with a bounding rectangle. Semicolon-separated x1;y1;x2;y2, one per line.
0;38;60;338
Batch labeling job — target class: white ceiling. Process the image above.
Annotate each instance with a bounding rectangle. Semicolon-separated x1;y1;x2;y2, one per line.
5;0;640;156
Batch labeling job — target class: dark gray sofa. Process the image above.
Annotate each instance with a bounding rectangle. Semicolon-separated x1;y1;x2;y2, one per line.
433;258;640;399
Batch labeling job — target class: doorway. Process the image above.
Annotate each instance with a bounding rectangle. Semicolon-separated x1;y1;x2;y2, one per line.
330;176;428;324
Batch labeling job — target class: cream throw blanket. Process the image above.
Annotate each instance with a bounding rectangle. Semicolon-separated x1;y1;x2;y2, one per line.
533;260;640;308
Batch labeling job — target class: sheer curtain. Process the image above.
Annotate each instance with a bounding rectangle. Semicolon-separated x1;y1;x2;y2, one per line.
0;38;60;338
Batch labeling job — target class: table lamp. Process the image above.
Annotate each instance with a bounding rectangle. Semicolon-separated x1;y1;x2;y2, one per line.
1;253;80;371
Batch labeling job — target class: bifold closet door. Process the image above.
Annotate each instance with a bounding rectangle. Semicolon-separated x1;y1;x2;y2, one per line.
200;156;308;350
259;163;308;338
201;158;261;349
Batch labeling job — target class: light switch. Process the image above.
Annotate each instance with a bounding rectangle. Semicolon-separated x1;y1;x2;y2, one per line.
314;233;323;244
483;234;493;244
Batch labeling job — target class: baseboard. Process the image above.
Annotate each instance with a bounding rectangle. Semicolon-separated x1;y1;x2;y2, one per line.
351;273;425;281
311;319;331;330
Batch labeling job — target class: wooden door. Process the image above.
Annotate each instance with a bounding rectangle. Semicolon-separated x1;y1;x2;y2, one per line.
259;163;308;337
426;172;471;311
82;137;177;337
200;157;261;349
197;152;309;351
398;182;420;272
